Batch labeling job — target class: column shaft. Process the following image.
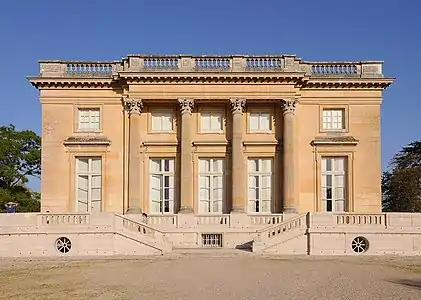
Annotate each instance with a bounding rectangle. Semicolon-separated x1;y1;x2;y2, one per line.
179;99;194;213
282;99;298;213
125;99;143;213
230;99;246;212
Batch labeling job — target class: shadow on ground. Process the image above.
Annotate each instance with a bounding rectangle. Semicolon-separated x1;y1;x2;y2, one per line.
389;279;421;290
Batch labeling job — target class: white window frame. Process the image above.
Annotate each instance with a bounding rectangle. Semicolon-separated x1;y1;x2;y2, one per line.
322;109;345;131
149;158;175;214
249;111;271;132
200;110;223;133
198;158;225;213
150;109;173;132
248;158;273;213
321;157;346;212
78;108;100;131
76;157;102;213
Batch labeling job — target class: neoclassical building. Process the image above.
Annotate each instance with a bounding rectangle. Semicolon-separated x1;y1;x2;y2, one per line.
28;54;393;217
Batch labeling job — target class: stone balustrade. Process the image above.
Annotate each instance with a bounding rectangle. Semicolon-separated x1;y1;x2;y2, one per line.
194;214;230;226
37;55;384;77
39;213;90;226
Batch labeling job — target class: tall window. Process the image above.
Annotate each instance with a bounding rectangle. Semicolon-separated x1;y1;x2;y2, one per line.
150;158;175;213
76;157;102;213
198;158;224;213
78;108;100;131
248;158;272;213
322;109;344;131
321;157;346;212
249;111;270;132
201;111;223;132
151;110;173;131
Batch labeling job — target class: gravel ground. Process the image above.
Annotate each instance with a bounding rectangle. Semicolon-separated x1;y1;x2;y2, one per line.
1;251;421;300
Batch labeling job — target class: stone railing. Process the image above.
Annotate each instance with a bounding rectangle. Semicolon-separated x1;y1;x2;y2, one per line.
195;214;230;226
255;213;307;242
115;214;166;243
147;215;177;228
248;214;284;226
39;213;90;226
37;55;384;77
310;213;387;228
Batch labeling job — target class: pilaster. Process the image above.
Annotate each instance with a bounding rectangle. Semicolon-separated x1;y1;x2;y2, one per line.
230;98;246;213
178;98;195;213
124;98;144;214
281;98;298;213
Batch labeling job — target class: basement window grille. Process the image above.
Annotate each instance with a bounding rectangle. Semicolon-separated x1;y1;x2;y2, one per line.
202;233;223;248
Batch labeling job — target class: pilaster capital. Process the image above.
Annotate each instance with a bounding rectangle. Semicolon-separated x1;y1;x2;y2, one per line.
123;97;143;115
178;98;194;115
281;98;298;115
230;98;246;114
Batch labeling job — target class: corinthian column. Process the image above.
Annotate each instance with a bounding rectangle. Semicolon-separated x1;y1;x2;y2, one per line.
178;98;194;213
281;98;298;213
230;98;246;213
124;98;143;213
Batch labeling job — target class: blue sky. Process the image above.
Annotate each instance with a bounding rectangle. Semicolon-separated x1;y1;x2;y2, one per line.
0;0;419;191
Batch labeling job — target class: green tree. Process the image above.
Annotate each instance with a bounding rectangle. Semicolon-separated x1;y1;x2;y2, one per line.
382;141;421;212
0;124;41;212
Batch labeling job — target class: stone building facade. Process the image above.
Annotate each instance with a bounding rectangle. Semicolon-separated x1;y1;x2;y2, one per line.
28;54;393;219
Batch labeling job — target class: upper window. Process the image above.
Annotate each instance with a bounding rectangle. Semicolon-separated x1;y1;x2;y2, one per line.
322;109;345;131
201;111;223;132
249;111;271;132
151;110;173;132
78;108;100;131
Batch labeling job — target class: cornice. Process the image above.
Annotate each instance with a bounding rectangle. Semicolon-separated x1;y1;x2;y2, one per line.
63;136;111;146
119;72;309;85
311;136;359;146
27;77;116;89
303;77;394;90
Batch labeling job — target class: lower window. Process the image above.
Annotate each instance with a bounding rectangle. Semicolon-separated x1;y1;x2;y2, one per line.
198;158;224;213
248;158;272;213
76;157;102;213
321;156;347;212
150;158;175;213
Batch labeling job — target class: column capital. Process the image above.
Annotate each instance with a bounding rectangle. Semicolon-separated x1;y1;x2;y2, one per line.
123;97;143;115
230;98;246;114
178;98;194;115
281;98;298;115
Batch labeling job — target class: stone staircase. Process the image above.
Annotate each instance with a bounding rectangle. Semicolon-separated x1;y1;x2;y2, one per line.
252;213;308;254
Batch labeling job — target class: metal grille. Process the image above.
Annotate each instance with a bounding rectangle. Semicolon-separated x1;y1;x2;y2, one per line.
202;234;223;248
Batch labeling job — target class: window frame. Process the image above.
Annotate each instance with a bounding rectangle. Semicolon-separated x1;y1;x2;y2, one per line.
75;106;102;133
248;109;272;133
199;109;224;133
197;158;225;213
149;109;175;133
75;157;102;213
321;156;347;213
149;158;175;214
320;106;348;133
247;157;273;213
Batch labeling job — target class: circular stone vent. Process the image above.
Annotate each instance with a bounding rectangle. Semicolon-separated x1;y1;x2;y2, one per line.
351;236;369;253
55;237;72;253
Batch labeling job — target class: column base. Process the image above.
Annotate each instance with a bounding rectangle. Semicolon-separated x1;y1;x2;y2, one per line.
231;206;245;213
230;212;248;228
126;208;142;214
178;206;193;213
282;206;297;214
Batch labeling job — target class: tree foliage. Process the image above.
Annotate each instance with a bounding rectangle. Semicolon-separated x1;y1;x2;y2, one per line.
382;141;421;212
0;124;41;212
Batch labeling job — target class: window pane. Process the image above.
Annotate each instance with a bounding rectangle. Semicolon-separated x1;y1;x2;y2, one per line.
164;160;170;172
335;158;345;172
150;159;161;172
335;199;345;212
326;200;332;212
213;159;223;172
326;175;332;187
151;114;161;131
260;113;270;130
162;114;173;131
199;159;210;172
262;200;271;213
261;159;272;172
77;159;89;172
211;113;222;130
201;113;211;131
248;159;258;172
91;158;102;173
250;113;259;130
199;176;210;188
